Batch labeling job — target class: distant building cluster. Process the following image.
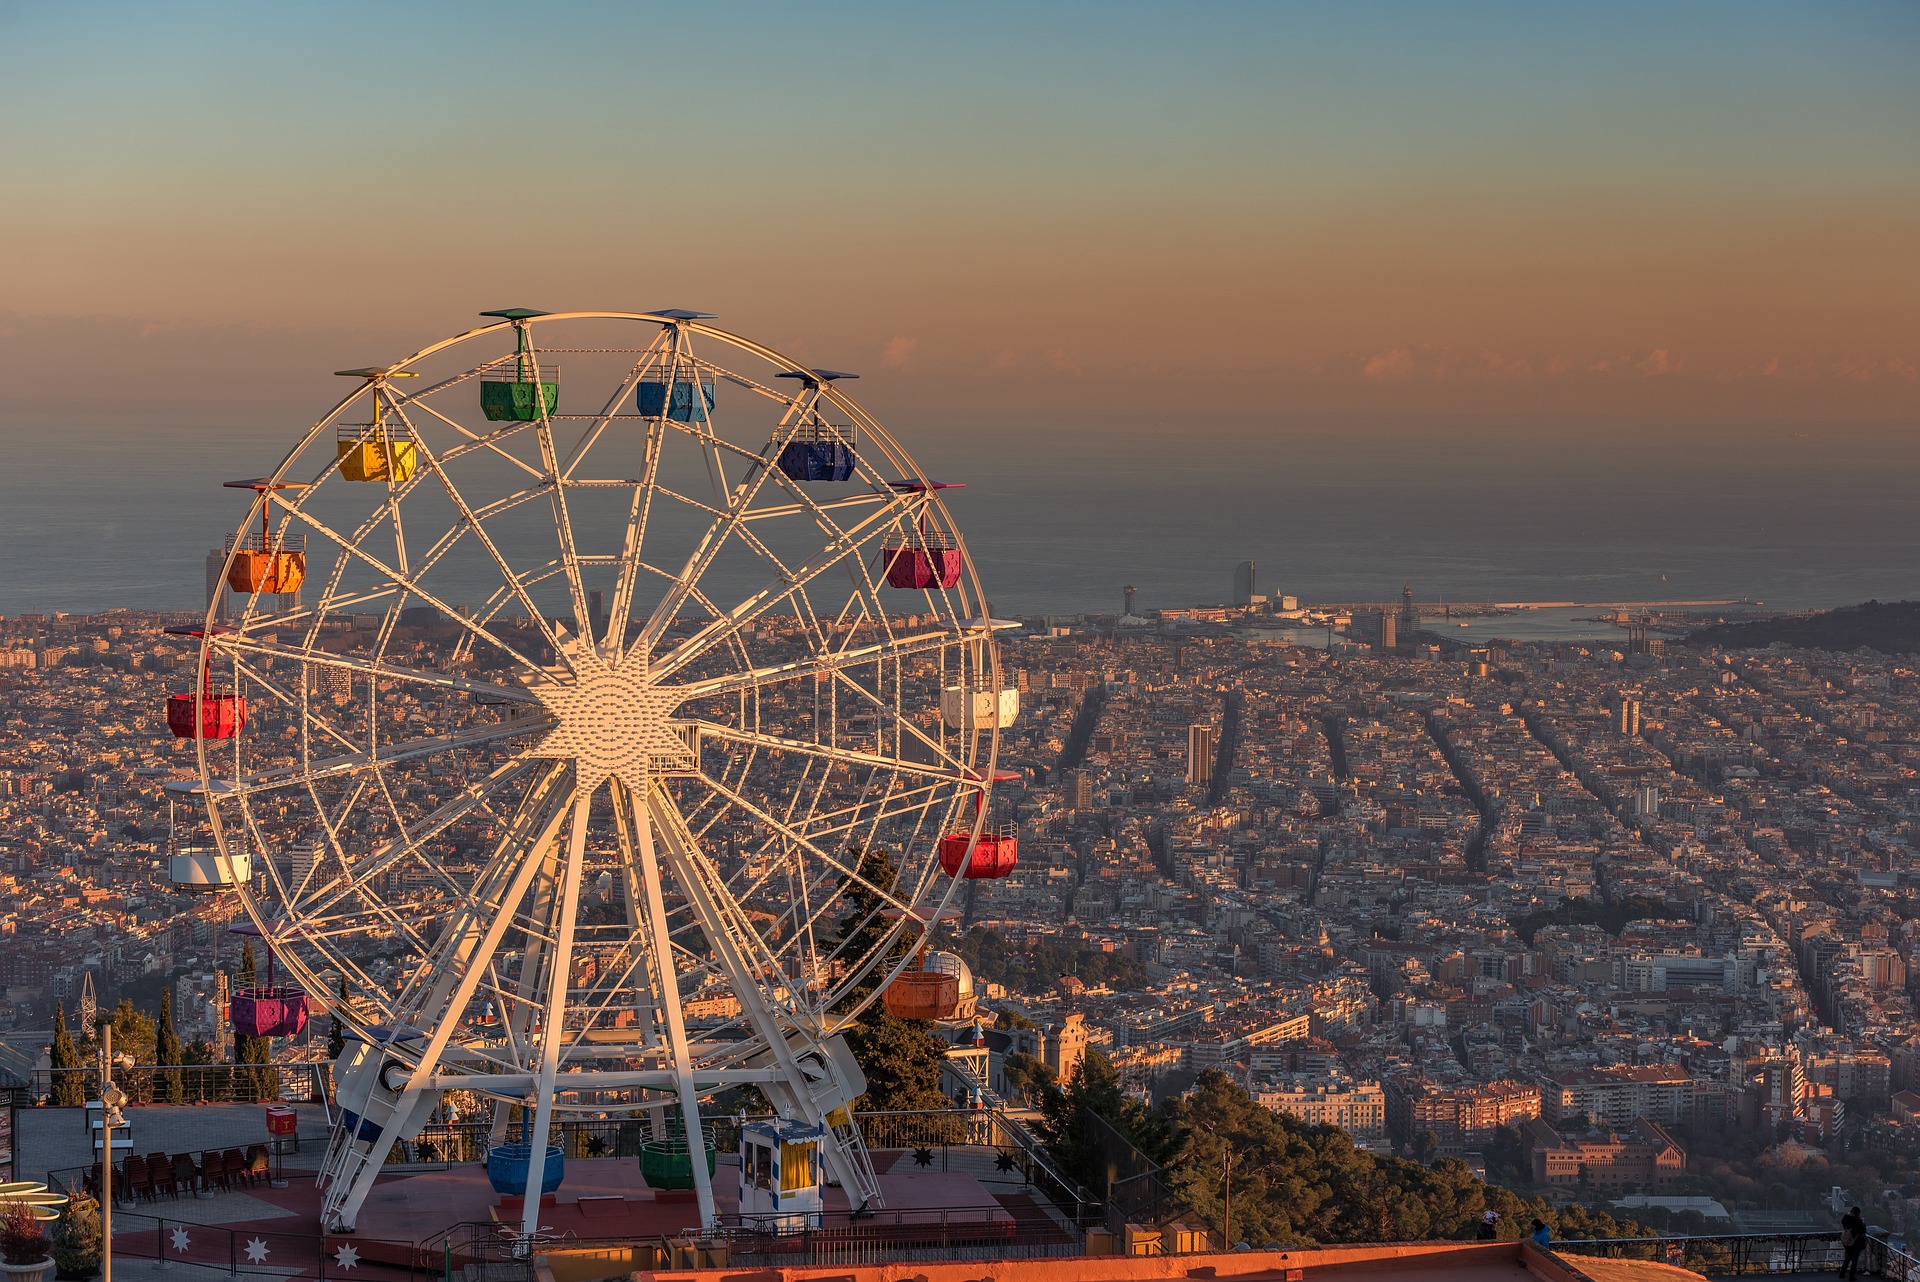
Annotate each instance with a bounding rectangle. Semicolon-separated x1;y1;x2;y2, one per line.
8;601;1920;1228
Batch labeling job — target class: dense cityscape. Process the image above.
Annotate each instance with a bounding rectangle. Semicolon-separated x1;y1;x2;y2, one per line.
5;582;1918;1243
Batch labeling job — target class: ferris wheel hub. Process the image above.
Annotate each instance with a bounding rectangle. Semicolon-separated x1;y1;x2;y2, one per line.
526;657;693;787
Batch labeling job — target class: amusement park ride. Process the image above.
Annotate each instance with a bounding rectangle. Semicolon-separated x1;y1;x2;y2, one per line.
160;311;1020;1241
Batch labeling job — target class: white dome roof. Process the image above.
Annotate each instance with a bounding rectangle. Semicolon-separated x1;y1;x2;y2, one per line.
922;950;975;999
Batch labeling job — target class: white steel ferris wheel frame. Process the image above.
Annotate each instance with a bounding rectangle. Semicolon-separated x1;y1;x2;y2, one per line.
178;311;1013;1236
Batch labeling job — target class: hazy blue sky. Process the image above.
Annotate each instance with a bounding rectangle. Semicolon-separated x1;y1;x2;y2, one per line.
1;1;1916;421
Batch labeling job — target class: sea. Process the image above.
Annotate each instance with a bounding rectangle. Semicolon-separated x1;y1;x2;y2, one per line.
4;412;1917;643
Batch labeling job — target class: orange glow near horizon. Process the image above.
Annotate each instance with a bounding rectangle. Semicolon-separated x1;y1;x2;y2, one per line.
0;4;1914;422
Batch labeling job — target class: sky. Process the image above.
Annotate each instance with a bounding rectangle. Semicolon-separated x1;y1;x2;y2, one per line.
1;1;1916;427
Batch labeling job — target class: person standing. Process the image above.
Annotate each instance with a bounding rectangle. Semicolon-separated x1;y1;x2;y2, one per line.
1839;1205;1867;1281
1477;1210;1500;1240
1531;1219;1552;1249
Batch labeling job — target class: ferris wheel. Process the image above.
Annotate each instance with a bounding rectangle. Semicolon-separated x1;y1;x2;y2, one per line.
163;310;1021;1235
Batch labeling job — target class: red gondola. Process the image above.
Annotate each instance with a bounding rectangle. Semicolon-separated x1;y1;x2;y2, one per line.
882;481;965;590
882;968;961;1021
938;823;1018;879
164;628;245;740
938;769;1020;879
229;921;309;1039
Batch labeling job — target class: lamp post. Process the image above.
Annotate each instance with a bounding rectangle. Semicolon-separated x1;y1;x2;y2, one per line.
97;1028;128;1282
1222;1147;1232;1252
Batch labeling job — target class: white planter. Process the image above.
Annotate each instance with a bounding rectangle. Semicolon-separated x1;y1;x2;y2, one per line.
2;1256;56;1282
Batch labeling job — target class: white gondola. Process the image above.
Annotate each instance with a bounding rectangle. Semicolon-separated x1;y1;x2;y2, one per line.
940;684;1019;729
164;789;252;892
168;847;253;892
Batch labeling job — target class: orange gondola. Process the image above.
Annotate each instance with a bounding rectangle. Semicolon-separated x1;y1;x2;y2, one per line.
221;479;308;596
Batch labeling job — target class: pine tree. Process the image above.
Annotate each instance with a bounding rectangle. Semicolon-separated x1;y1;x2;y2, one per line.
156;991;184;1105
327;974;348;1060
49;1001;85;1106
234;941;280;1101
1038;1048;1172;1196
828;845;951;1115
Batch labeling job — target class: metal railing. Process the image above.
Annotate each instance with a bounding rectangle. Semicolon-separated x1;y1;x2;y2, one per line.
1556;1230;1904;1277
73;1207;420;1280
31;1062;329;1106
426;1205;1078;1273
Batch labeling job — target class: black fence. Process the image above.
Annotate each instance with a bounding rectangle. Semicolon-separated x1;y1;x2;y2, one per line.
32;1063;330;1106
84;1208;426;1282
1557;1230;1909;1277
1085;1107;1203;1239
426;1206;1080;1272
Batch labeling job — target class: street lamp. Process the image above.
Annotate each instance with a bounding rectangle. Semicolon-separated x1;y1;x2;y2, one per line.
96;1028;129;1282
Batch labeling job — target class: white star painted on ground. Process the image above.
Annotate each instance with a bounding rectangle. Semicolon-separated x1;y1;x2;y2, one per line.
244;1238;270;1263
333;1244;361;1270
170;1227;191;1253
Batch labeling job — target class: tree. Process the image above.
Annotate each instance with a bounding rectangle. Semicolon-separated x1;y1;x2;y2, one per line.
233;941;280;1101
155;991;184;1105
1039;1048;1172;1199
327;974;348;1060
48;1002;85;1106
828;845;951;1113
1155;1071;1648;1250
91;999;156;1066
1000;1051;1057;1106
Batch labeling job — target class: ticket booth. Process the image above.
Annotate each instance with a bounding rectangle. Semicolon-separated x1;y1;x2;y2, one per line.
737;1118;825;1232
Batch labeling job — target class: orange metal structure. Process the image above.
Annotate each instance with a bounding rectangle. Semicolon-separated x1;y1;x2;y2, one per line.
222;479;308;596
882;969;961;1021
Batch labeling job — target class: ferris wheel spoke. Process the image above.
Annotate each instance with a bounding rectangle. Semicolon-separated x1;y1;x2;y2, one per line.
292;758;545;930
386;763;575;1046
279;502;551;679
641;783;813;1031
213;633;538;704
688;769;923;924
185;717;545;802
224;652;365;756
687;719;969;785
641;500;923;681
395;410;581;671
397;388;550;481
669;624;966;704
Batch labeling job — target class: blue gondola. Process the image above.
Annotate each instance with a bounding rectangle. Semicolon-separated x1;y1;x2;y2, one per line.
486;1142;565;1196
637;378;716;422
774;369;859;481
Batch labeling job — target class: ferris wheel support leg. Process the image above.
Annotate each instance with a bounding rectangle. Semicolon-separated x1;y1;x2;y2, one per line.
324;767;577;1233
620;776;719;1231
520;786;593;1243
640;784;880;1214
610;788;671;1145
323;1090;433;1232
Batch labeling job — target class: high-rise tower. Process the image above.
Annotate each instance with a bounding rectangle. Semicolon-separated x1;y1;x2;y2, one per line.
1188;723;1217;786
1233;561;1257;607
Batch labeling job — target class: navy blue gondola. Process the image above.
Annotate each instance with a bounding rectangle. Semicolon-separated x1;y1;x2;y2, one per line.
773;369;860;481
777;430;857;481
637;378;716;422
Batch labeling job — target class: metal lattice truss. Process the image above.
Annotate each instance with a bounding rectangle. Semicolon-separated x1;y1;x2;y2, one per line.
180;312;1011;1232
